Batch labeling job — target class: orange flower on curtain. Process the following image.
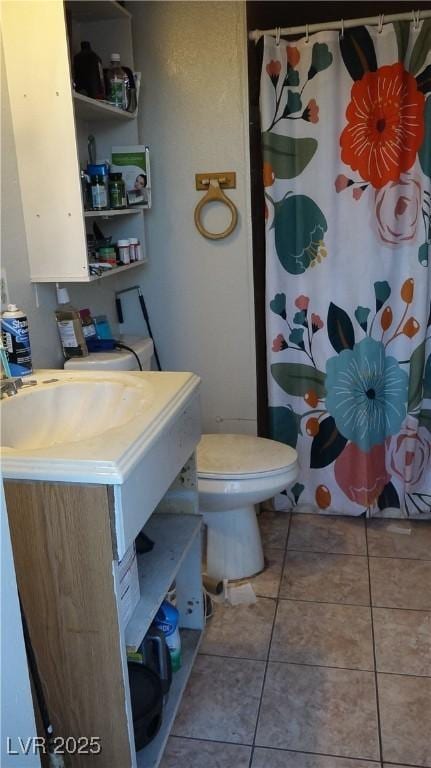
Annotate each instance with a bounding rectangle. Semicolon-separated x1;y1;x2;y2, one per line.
340;63;425;189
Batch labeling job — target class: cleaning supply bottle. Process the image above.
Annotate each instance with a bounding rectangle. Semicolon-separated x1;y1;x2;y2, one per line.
106;53;128;110
1;303;33;376
153;601;182;672
55;287;88;359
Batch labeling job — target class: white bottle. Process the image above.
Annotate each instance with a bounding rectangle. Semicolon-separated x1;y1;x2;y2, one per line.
117;239;131;264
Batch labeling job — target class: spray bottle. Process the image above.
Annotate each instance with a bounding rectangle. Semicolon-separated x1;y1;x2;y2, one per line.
1;303;33;376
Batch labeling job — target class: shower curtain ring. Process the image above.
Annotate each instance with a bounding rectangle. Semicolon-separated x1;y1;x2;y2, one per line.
378;14;384;33
340;18;344;40
305;24;309;44
275;26;281;46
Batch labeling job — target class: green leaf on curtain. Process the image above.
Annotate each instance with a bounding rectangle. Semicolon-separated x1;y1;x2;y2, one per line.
308;43;333;79
283;90;302;117
268;405;301;447
284;67;300;87
418;97;431;179
418;243;429;266
271;362;326;398
394;20;410;64
327;303;355;353
262;132;317;179
377;481;400;510
418;409;431;433
424;354;431;398
374;281;391;312
409;19;431;75
339;27;377;81
408;340;426;411
354;306;370;333
416;65;431;94
310;416;348;468
273;194;327;274
291;482;305;503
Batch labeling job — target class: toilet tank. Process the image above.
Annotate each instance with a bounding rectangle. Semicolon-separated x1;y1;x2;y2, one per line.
64;335;154;371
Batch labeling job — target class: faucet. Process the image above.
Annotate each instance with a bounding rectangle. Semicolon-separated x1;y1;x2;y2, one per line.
0;377;37;398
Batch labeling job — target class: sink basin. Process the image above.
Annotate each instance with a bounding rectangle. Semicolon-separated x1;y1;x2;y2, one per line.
1;370;200;484
2;377;154;451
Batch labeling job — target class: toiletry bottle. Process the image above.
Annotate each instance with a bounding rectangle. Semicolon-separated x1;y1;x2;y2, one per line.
153;601;182;672
106;53;128;110
73;41;106;100
55;287;88;358
1;303;33;376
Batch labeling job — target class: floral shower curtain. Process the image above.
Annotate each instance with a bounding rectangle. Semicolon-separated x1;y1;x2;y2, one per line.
261;20;431;517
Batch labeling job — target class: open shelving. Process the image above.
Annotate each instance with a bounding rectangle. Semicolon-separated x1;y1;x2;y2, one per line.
125;513;202;652
66;1;131;22
73;91;136;122
84;208;145;218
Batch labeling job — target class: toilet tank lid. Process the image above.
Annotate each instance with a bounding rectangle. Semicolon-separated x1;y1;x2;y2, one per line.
197;434;298;478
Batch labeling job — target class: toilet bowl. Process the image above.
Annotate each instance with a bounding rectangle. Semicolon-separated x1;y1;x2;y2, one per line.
197;434;298;581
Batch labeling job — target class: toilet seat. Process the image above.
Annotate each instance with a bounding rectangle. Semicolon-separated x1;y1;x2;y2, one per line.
197;433;298;480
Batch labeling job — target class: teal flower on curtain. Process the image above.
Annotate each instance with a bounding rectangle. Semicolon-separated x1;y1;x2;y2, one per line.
325;337;408;451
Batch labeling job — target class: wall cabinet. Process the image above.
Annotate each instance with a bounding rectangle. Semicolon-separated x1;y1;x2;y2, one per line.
4;450;203;768
2;0;148;283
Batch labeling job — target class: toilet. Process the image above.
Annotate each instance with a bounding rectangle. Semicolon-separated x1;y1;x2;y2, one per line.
196;434;298;581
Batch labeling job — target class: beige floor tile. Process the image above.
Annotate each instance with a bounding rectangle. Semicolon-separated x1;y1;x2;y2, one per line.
172;655;265;744
200;597;276;660
251;549;284;598
252;749;381;767
160;737;251;768
370;557;431;610
373;607;431;676
270;599;374;670
259;510;290;550
288;514;366;555
280;551;370;605
379;673;431;767
255;662;379;760
367;518;431;560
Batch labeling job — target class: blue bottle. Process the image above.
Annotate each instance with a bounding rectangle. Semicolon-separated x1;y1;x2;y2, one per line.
153;601;182;672
1;304;33;376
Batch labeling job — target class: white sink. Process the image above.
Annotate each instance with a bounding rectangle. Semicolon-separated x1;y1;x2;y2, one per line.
2;377;154;451
1;370;201;484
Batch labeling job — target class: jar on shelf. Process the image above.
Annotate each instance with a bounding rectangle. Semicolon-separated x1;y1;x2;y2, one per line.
117;239;130;265
90;175;108;210
129;237;143;261
109;173;126;209
97;246;117;265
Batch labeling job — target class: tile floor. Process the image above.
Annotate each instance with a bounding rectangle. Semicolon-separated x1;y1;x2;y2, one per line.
161;513;431;768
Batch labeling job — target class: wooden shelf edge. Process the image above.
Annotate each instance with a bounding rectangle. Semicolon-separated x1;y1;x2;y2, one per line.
84;208;147;218
73;92;136;121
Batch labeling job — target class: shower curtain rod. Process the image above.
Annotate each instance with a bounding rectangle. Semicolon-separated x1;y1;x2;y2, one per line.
249;9;431;43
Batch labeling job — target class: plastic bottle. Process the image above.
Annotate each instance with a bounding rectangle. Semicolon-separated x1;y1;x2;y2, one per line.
153;601;182;672
106;53;128;110
1;304;33;376
55;287;88;358
73;41;106;100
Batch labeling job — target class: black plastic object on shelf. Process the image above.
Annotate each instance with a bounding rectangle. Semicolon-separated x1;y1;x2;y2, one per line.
74;41;106;100
127;661;163;750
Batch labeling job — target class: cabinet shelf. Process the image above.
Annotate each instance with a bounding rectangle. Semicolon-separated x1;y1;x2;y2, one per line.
136;628;202;768
84;208;146;218
88;260;147;282
73;92;136;122
125;513;202;653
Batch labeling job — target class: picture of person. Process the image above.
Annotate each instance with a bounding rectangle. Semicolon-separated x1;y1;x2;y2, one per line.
134;173;147;190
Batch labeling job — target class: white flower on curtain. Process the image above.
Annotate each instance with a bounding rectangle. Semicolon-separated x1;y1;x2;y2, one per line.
261;20;431;518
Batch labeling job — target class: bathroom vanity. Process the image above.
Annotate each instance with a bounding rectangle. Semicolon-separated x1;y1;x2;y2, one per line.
2;370;203;768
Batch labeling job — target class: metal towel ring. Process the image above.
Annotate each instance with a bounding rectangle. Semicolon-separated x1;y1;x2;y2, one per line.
194;179;238;241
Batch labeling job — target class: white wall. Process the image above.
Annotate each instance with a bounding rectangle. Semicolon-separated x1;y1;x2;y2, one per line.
1;2;257;433
132;1;257;433
1;484;40;767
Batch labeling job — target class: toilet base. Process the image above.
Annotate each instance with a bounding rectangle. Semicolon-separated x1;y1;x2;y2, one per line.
203;504;264;581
